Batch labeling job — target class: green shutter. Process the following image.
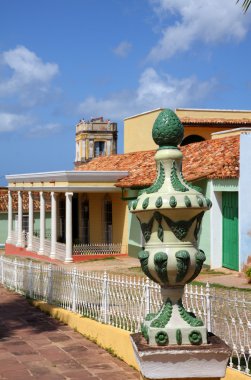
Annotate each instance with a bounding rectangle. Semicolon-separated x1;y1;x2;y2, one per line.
222;192;239;271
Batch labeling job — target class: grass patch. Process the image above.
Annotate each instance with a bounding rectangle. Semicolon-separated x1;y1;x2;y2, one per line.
75;256;116;263
200;269;227;275
191;280;251;292
127;267;142;273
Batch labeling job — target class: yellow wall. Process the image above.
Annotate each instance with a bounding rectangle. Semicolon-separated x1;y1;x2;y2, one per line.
176;108;251;119
124;109;163;153
183;126;230;141
124;108;251;153
111;193;128;252
88;192;128;247
89;193;104;243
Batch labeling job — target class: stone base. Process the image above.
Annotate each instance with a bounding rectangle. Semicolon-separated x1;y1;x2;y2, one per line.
131;332;231;379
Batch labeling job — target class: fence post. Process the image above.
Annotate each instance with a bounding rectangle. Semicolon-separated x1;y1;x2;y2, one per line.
71;267;77;313
206;282;212;332
145;277;151;316
0;256;3;284
101;271;109;324
14;258;18;291
47;264;53;304
1;256;4;285
28;261;33;298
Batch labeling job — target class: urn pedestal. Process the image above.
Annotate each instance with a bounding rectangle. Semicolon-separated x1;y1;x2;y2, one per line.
131;332;231;380
129;109;231;380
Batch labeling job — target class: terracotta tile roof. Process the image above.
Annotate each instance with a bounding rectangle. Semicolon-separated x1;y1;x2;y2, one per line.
181;135;239;182
0;190;51;213
75;135;240;188
1;135;239;213
180;116;251;126
75;151;157;186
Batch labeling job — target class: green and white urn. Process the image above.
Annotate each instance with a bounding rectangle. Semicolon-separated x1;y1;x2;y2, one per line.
130;109;212;347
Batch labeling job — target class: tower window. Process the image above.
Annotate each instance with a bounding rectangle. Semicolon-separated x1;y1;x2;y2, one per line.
94;141;105;157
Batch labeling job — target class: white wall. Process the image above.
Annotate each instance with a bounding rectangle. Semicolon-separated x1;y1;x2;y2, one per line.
239;134;251;269
210;188;222;269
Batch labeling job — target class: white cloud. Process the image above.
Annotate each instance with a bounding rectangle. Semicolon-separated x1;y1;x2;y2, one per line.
148;0;250;61
0;112;33;132
78;68;216;120
0;46;59;104
28;122;61;137
113;41;132;58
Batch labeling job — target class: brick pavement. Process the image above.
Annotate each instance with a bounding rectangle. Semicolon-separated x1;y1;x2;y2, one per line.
0;285;139;380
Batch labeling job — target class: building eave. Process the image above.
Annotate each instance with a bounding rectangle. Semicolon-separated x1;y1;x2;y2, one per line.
6;170;129;184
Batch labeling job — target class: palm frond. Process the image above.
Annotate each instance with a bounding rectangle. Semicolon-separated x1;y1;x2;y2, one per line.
237;0;251;13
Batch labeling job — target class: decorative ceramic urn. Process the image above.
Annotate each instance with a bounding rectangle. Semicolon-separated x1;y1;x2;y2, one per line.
130;109;212;347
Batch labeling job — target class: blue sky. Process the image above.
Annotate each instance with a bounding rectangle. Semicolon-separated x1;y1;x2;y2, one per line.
0;0;251;185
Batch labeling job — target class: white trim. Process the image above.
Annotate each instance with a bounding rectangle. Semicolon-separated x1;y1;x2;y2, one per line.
124;108;164;120
176;107;251;113
5;170;129;183
212;127;251;136
210;188;222;269
7;186;121;192
16;191;23;247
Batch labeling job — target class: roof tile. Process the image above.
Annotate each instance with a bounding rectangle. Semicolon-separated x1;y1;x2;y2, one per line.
75;135;240;188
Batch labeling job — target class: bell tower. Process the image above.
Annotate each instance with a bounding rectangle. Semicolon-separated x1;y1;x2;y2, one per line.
75;117;117;165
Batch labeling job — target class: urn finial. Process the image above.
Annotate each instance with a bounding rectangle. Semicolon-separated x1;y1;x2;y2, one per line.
152;108;184;148
130;108;212;347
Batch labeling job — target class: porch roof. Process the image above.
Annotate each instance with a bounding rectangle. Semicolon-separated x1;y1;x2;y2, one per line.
6;170;129;192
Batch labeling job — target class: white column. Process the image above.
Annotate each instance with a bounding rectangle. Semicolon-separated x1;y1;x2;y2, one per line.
16;191;23;247
27;191;34;251
50;192;57;259
65;192;73;263
81;140;86;161
6;190;13;243
38;191;45;255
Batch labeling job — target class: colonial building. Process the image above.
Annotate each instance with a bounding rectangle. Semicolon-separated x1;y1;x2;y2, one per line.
75;117;117;165
3;109;251;270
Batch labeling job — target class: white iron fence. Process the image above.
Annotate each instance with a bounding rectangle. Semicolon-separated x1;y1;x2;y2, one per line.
0;256;250;375
8;230;126;259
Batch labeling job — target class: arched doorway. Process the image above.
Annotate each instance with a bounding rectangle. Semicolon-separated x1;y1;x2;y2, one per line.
181;135;205;146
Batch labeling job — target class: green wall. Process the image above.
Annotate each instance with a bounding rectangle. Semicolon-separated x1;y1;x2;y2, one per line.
0;213;8;247
128;207;142;258
195;179;211;266
0;211;51;246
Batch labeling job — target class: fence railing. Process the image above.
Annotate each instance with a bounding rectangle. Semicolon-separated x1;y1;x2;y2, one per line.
34;229;51;240
0;256;250;374
72;243;127;255
8;231;126;259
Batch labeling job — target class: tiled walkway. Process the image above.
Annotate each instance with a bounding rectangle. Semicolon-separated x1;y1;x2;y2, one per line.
0;286;138;380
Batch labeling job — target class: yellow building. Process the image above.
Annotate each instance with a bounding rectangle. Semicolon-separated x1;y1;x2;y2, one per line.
124;108;251;153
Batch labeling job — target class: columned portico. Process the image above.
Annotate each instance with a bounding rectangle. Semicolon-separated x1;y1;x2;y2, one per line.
38;191;45;255
6;190;13;244
65;192;73;263
6;170;128;262
16;191;23;247
27;191;34;251
50;192;57;259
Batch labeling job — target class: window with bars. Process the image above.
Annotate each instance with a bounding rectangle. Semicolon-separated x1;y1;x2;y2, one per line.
81;198;90;244
104;197;112;244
